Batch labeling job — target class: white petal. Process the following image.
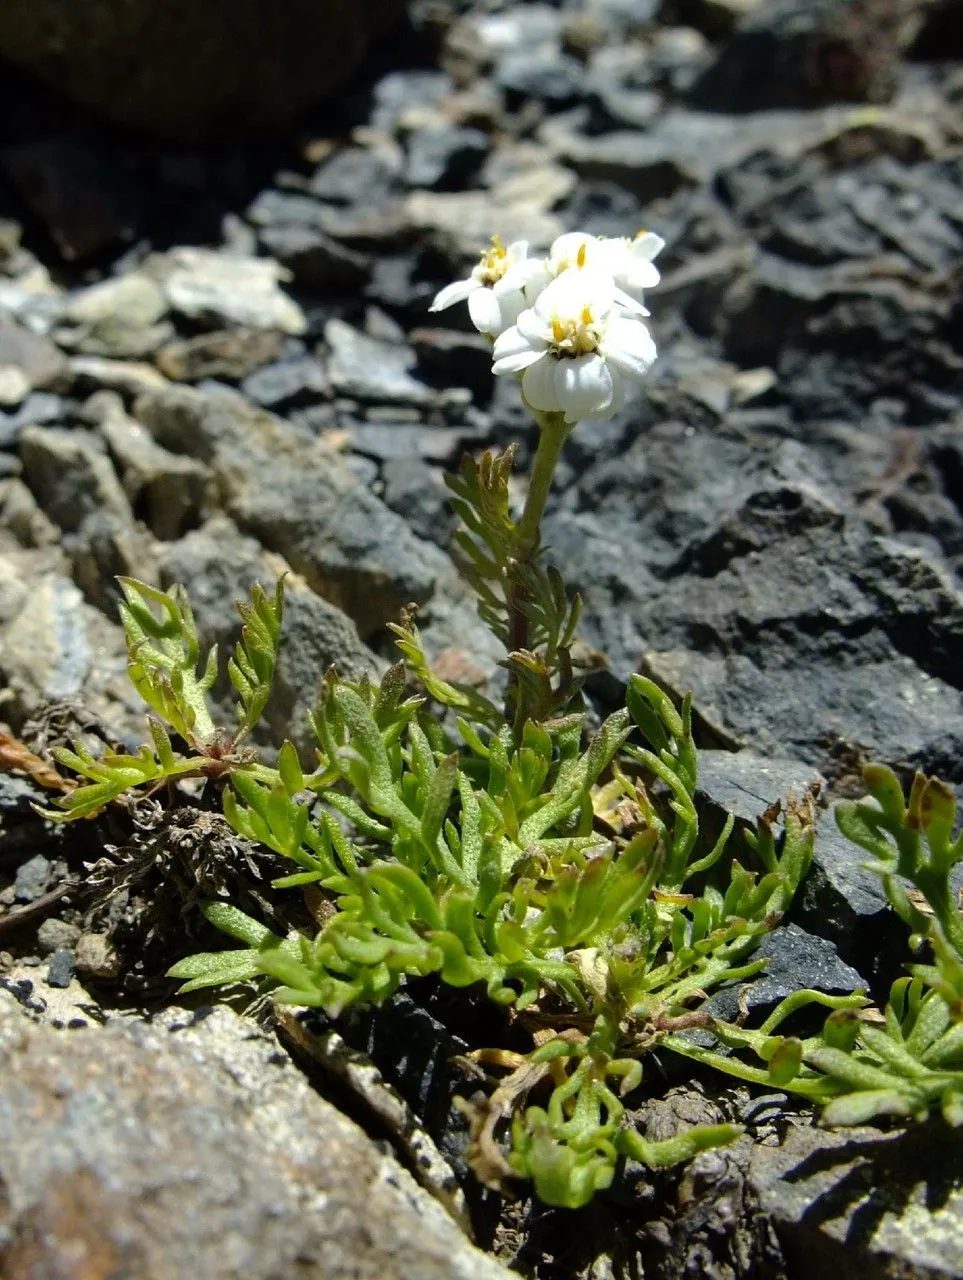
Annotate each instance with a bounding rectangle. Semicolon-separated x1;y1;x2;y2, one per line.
493;347;546;375
494;323;537;360
522;355;563;411
496;289;528;330
517;305;551;344
549;231;593;270
612;285;650;317
429;278;476;312
505;240;530;264
468;287;504;335
625;260;661;291
554;354;614;422
633;232;665;261
600;317;658;380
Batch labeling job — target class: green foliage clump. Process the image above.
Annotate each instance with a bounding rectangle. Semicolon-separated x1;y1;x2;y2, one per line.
44;434;963;1209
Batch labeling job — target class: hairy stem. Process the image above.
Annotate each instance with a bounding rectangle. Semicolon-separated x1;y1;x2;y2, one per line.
505;411;571;733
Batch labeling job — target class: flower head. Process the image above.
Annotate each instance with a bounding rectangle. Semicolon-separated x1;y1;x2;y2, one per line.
429;237;547;337
492;266;657;423
546;229;664;312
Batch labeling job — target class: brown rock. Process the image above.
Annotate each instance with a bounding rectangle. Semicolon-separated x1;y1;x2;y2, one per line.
0;0;405;144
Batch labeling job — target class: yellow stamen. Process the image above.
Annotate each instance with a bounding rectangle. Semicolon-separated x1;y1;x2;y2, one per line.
580;305;593;327
576;243;587;268
490;234;506;259
634;228;648;239
552;317;566;343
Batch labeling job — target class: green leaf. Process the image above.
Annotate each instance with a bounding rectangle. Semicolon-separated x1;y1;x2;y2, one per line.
117;577;219;749
228;578;284;743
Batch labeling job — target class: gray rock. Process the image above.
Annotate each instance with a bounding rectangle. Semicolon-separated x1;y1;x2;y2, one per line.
325;319;437;407
749;1121;963;1280
309;146;400;205
134;385;451;638
0;365;31;407
406;126;491;191
99;403;212;541
12;854;52;903
68;355;169;397
706;923;865;1022
0;549;134;735
64;272;171;358
240;357;330;411
258;223;371;292
0;994;518;1279
690;0;915;111
152;248;306;334
74;932;121;980
156;329;285;383
45;948;76;989
18;424;132;533
0;311;68;392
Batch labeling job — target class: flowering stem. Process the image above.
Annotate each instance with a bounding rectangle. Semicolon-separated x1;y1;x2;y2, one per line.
506;411;571;733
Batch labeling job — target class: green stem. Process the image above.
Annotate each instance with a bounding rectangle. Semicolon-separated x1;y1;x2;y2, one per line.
505;411;571;733
515;412;571;557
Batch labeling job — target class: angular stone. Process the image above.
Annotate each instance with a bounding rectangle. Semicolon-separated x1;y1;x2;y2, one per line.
19;424;132;532
325;319;437;407
0;312;68;392
156;329;285;383
134;386;454;639
99;406;212;541
0;994;517;1280
152;248;306;335
749;1122;963;1280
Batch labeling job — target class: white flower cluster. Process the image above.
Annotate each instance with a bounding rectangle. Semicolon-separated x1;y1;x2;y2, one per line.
430;230;663;423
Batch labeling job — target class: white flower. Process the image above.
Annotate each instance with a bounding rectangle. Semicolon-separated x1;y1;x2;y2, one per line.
546;229;665;312
492;266;657;423
429;237;548;337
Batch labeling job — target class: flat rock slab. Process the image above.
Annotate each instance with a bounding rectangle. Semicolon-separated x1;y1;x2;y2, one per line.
0;993;518;1280
750;1121;963;1280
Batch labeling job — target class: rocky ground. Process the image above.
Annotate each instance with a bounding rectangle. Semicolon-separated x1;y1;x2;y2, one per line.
0;0;962;1277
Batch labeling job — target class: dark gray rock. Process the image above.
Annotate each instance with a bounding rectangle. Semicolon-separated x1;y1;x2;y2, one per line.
0;995;517;1280
706;923;865;1023
405;126;491;191
134;385;452;638
310;147;400;205
381;458;457;547
496;50;586;109
19;425;133;534
325;319;438;408
410;327;495;403
749;1121;963;1280
0;0;407;143
258;224;370;292
12;854;52;903
0;312;69;392
240;357;330;410
45;948;76;989
689;0;912;111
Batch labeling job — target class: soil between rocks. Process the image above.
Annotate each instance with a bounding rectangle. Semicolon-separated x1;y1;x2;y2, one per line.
1;1;962;1277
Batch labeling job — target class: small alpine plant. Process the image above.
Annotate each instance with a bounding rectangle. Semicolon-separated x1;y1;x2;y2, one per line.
44;229;963;1210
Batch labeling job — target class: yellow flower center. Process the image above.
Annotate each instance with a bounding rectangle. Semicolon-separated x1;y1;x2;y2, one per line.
475;235;509;286
550;304;601;357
